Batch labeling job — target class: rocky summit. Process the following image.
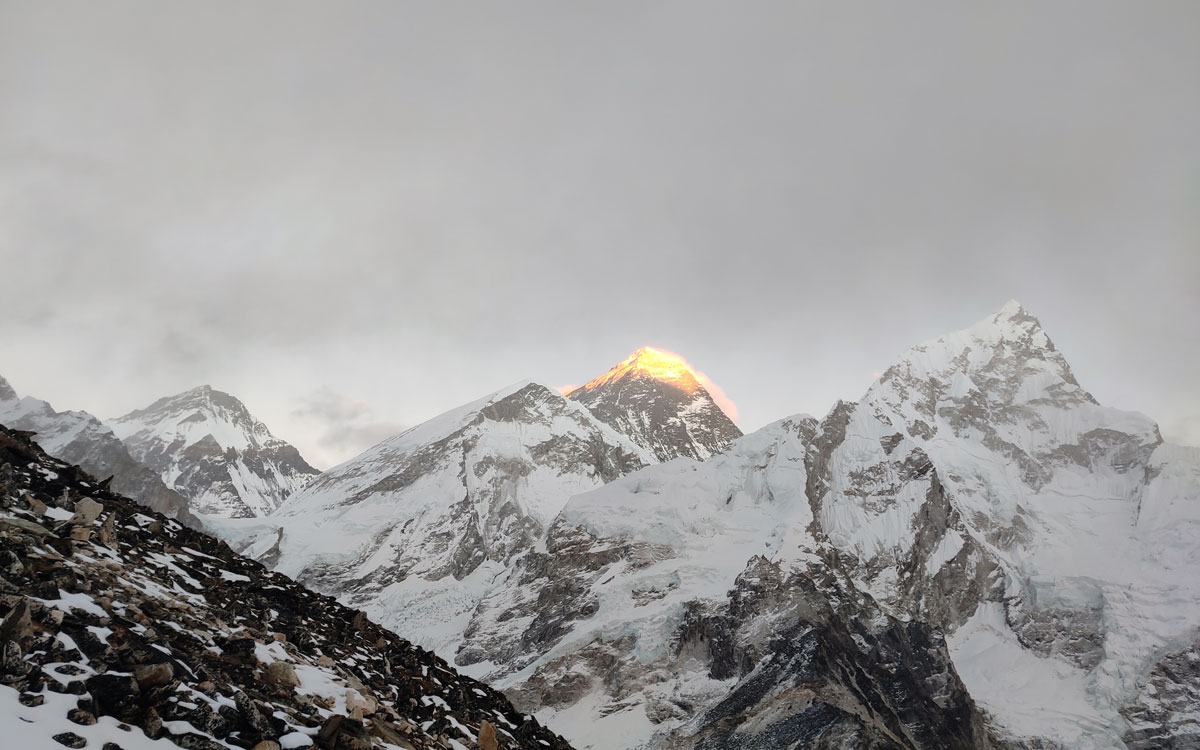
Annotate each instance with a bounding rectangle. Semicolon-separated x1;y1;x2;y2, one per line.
110;386;320;519
567;348;742;462
0;425;572;750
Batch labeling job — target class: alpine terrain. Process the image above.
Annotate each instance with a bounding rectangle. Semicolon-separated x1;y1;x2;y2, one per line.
265;381;653;656
444;301;1200;749
0;424;572;750
2;302;1196;750
566;348;742;462
0;375;197;528
110;386;320;519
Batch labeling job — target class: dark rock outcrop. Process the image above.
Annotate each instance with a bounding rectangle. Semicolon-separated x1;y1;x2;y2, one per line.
0;425;573;750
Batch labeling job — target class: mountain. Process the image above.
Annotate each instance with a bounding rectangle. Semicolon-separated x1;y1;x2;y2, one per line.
110;385;319;519
0;423;573;750
441;302;1200;749
0;374;197;527
567;347;742;462
267;381;654;656
809;300;1200;748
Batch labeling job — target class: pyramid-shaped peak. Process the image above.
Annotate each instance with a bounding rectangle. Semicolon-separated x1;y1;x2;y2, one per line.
949;300;1052;348
575;347;703;395
0;374;17;402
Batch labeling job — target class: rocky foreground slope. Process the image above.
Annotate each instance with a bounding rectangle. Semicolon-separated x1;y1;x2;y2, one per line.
0;425;572;750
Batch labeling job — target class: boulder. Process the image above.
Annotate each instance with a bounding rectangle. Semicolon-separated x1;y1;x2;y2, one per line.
133;662;174;689
71;497;104;525
263;660;300;688
478;720;498;750
86;672;142;722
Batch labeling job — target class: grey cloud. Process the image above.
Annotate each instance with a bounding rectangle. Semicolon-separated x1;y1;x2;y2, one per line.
0;1;1196;462
290;388;405;468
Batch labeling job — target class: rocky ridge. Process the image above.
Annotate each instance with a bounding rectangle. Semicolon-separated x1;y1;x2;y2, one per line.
110;386;319;519
437;303;1200;749
266;381;653;656
567;348;742;462
0;424;573;750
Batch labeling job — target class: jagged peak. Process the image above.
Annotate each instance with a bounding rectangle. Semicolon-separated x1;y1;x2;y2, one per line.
122;384;250;420
571;346;703;396
0;373;17;402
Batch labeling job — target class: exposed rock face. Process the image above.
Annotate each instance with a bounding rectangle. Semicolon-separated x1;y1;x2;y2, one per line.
110;385;319;518
430;303;1200;750
567;347;742;462
269;381;653;656
0;424;573;750
0;374;198;527
450;414;992;748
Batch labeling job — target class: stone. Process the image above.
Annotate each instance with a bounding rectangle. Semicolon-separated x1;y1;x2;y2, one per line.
346;689;377;718
316;714;371;750
317;654;335;668
368;719;418;750
24;493;46;516
133;662;174;689
235;691;276;738
98;513;117;547
317;714;345;748
263;660;299;688
251;742;282;750
0;549;20;575
67;707;97;725
52;733;86;748
71;497;104;525
86;672;142;722
142;706;163;739
70;525;92;542
478;720;498;750
0;598;32;644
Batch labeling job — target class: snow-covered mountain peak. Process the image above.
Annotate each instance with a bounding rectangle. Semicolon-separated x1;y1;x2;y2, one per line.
0;374;16;402
110;386;319;518
567;348;742;461
570;347;704;397
260;379;652;655
112;384;280;453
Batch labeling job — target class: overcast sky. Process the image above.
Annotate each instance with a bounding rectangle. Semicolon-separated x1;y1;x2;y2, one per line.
1;1;1197;468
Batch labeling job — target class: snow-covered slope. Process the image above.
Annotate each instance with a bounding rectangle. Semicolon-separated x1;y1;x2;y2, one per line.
110;385;319;518
267;381;653;656
441;302;1199;749
809;300;1200;748
453;412;989;749
568;347;742;462
0;373;197;526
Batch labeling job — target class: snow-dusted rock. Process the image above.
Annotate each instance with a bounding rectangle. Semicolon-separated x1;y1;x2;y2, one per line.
110;385;319;519
269;381;653;656
567;347;742;462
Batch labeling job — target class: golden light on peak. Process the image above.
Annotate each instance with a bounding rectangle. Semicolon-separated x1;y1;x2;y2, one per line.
573;346;739;422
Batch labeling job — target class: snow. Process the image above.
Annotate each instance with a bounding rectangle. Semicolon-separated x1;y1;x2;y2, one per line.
0;684;179;750
264;381;654;657
950;603;1119;747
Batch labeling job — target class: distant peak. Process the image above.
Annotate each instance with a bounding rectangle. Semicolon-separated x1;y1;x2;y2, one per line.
576;347;702;395
0;374;16;402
